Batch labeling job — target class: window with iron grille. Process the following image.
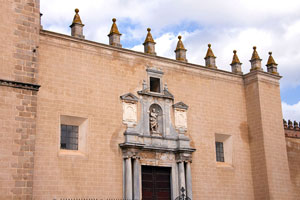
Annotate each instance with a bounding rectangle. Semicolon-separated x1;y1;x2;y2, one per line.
61;124;78;150
215;142;224;162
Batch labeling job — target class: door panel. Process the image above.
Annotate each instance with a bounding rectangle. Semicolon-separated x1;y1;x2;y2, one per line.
142;166;171;200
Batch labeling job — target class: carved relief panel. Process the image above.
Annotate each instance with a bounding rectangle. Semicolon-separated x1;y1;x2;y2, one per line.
120;93;139;127
173;102;188;133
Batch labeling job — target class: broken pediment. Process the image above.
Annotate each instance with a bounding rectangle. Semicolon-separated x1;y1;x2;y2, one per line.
120;93;139;103
173;102;188;110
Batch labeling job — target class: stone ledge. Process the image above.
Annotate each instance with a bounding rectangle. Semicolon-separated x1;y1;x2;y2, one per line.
119;142;196;153
0;79;40;91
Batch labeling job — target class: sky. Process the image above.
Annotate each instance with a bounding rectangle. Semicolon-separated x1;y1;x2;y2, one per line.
40;0;300;121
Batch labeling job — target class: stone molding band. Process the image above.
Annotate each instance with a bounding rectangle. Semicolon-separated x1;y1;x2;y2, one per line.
0;79;40;91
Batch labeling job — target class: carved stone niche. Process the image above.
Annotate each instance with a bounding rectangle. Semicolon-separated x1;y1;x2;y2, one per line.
120;93;139;127
120;68;194;152
149;103;163;136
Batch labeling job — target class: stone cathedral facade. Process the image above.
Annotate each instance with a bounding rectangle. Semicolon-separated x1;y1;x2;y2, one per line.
0;1;300;200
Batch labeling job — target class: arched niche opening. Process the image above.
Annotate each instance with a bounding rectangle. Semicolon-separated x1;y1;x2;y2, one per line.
149;104;163;135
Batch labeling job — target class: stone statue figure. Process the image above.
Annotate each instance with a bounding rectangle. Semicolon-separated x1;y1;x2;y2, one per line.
150;108;159;132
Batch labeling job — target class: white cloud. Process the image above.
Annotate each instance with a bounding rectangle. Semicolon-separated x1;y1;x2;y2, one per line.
282;101;300;120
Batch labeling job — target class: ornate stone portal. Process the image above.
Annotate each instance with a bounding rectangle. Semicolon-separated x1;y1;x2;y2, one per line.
120;67;195;200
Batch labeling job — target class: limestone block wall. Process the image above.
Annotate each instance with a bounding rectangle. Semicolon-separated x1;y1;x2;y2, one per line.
33;30;255;199
286;137;300;197
0;0;40;83
244;72;295;199
0;0;40;199
284;126;300;198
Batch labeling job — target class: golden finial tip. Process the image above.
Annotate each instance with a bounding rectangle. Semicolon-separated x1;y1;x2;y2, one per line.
253;46;256;50
75;8;79;13
233;50;237;54
112;18;116;22
208;44;211;48
269;51;272;55
147;28;151;32
178;35;182;40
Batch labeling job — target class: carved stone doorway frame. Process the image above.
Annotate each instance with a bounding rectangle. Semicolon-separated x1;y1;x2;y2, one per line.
120;145;194;200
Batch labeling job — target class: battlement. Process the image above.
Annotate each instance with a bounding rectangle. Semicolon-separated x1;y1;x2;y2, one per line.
283;119;300;138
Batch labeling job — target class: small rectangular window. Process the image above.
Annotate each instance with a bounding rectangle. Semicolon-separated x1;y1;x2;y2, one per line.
61;124;78;150
150;77;160;93
215;142;224;162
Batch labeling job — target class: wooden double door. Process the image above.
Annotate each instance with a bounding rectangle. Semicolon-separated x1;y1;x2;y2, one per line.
142;166;171;200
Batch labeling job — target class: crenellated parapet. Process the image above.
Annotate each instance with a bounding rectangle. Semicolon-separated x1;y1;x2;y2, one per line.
283;119;300;138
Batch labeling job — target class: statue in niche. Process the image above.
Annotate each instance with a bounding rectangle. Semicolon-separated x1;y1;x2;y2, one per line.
150;108;159;132
149;104;163;134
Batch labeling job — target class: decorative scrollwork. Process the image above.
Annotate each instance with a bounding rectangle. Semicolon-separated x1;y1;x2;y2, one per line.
175;187;191;200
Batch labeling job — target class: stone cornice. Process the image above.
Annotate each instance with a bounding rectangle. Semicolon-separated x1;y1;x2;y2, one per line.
119;142;196;153
0;79;40;91
243;70;281;86
40;30;244;79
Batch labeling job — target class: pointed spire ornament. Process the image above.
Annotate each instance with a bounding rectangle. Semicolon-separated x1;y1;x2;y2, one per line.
143;28;156;55
175;36;187;62
204;44;217;68
266;52;278;75
70;8;85;38
249;46;262;71
108;18;122;47
230;50;243;74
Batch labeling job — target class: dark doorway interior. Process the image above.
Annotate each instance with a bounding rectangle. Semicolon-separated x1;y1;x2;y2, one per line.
142;165;171;200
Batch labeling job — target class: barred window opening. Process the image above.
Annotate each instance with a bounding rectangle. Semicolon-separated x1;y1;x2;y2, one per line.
61;124;78;150
215;142;224;162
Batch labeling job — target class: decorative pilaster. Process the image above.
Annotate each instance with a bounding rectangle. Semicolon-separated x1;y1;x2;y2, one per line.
185;162;193;199
70;8;85;39
175;36;187;62
143;28;156;55
266;52;278;75
230;50;243;74
108;18;122;47
250;46;262;71
204;44;217;68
